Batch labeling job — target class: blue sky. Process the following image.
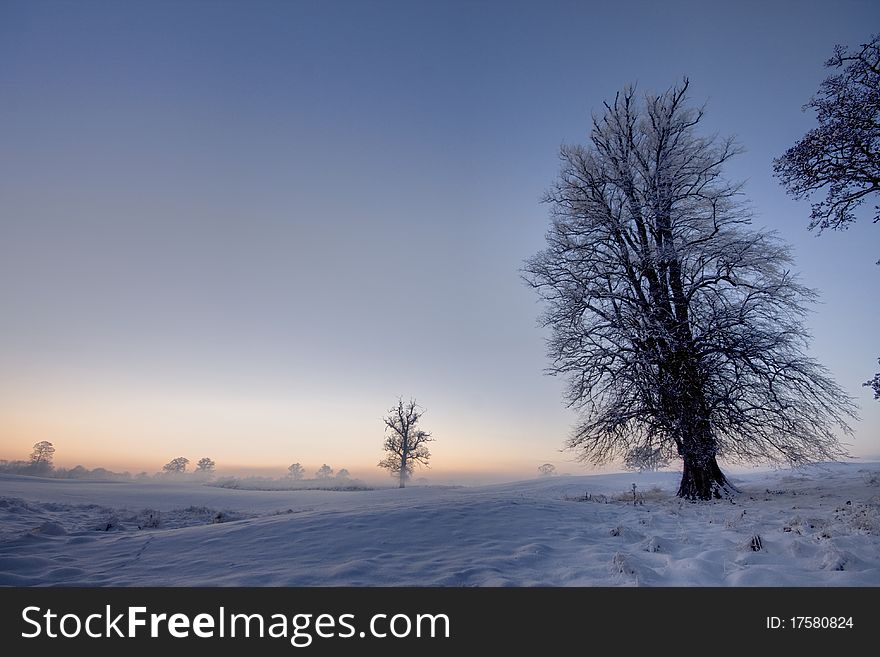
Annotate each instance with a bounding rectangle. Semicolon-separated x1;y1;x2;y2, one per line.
1;0;877;481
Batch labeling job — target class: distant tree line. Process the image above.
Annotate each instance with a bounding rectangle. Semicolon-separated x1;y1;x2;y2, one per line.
158;456;217;480
0;442;223;482
0;441;134;480
286;462;352;481
0;441;57;477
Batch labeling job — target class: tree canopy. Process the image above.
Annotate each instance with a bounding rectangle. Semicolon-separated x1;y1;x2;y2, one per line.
526;80;856;498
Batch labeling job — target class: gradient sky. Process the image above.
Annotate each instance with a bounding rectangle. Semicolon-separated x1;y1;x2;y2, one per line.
1;0;878;483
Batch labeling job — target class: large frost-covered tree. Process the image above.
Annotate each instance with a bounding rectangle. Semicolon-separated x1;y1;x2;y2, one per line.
379;398;433;488
525;80;856;499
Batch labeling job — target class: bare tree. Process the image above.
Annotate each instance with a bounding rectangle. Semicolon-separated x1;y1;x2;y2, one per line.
336;468;350;479
162;457;189;474
29;441;55;475
30;441;55;466
196;457;215;472
538;463;557;476
773;33;880;234
774;34;880;398
378;398;433;488
525;80;856;499
315;464;333;479
287;463;305;480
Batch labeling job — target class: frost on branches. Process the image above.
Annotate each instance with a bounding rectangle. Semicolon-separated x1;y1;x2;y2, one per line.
525;80;856;500
866;359;880;400
378;398;434;488
773;33;880;233
624;446;670;473
774;33;880;399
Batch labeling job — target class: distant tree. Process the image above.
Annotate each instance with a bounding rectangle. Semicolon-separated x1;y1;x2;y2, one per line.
287;463;305;480
28;441;55;475
315;464;333;479
624;446;671;473
378;398;434;488
774;33;880;234
538;463;557;476
336;468;350;479
30;441;55;466
162;457;189;474
195;457;215;473
525;80;855;499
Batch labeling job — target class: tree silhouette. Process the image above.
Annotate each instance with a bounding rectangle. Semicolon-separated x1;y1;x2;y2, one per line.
525;80;855;499
29;441;55;475
774;34;880;399
774;33;880;234
195;457;215;472
30;441;55;466
378;398;434;488
162;457;189;474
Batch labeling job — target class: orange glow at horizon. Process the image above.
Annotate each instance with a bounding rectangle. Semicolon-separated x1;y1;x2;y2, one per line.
0;383;574;482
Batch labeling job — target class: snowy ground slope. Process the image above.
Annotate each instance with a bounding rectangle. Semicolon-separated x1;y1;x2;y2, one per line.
1;463;879;586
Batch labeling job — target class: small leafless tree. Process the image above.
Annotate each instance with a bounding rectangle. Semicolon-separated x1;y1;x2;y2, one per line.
315;464;333;479
538;463;557;476
336;468;350;479
525;80;856;499
287;463;305;480
379;398;433;488
162;457;189;474
29;441;55;475
195;457;215;473
30;441;55;466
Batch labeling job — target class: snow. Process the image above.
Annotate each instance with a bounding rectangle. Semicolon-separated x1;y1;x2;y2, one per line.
1;463;879;586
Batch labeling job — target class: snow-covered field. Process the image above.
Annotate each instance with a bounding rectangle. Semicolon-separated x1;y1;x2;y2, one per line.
1;463;879;586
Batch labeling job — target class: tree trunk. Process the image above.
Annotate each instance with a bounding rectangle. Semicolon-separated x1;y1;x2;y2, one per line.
399;453;407;489
669;352;735;500
676;448;733;500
